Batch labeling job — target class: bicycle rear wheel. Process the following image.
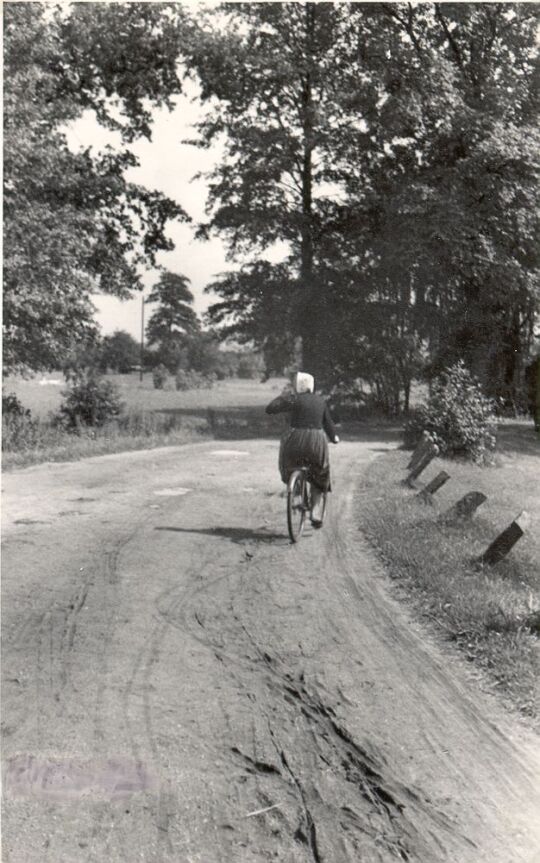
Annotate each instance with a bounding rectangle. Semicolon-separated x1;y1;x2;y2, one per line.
315;492;328;526
287;470;307;543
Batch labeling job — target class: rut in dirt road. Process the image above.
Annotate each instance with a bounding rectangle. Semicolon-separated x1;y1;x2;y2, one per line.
2;441;540;863
150;526;473;863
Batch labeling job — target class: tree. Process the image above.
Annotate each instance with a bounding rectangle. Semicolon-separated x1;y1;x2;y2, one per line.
145;271;199;371
61;336;104;377
3;3;188;374
205;261;298;377
336;3;540;408
99;330;140;374
191;3;539;409
188;3;385;381
182;332;221;377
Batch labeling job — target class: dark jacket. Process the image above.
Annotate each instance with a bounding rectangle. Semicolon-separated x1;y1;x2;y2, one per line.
265;392;338;440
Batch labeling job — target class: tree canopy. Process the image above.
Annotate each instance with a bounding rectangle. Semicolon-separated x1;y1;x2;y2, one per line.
145;271;199;371
4;2;538;413
190;2;539;410
188;3;381;379
146;271;199;344
100;331;141;374
3;2;188;373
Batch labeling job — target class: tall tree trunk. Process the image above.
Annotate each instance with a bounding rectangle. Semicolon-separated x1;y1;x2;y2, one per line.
404;381;411;414
503;308;522;412
298;4;320;381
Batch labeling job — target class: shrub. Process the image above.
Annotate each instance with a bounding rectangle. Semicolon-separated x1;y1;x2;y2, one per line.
61;338;103;376
3;392;31;420
403;361;496;463
117;408;173;436
353;336;423;416
237;353;264;379
2;392;38;451
152;364;170;390
56;374;124;431
215;352;239;379
99;330;140;374
402;410;428;449
327;382;369;421
175;369;215;391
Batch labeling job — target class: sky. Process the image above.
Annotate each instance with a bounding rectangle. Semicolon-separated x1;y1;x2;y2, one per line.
66;83;234;341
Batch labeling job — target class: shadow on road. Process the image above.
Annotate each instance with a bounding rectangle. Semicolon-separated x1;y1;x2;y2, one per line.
155;405;285;439
155;526;288;544
367;447;395;453
496;421;539;458
152;405;404;444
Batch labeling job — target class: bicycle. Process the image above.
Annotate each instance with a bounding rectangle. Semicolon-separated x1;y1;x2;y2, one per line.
286;467;327;543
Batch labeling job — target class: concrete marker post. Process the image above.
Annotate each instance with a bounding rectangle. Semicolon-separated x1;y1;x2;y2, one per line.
476;511;530;567
440;492;487;523
524;610;540;635
417;471;450;504
405;443;439;488
407;431;431;470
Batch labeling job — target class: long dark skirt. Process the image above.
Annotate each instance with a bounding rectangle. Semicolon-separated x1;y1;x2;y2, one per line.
279;428;331;492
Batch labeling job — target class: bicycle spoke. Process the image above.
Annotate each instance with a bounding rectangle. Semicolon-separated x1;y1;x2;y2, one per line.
287;470;307;542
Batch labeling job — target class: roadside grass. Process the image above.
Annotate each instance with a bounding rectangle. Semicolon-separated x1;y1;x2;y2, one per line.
359;426;539;723
2;376;288;470
2;409;210;470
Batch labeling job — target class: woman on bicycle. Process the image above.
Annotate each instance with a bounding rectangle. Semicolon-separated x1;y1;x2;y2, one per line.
265;372;339;526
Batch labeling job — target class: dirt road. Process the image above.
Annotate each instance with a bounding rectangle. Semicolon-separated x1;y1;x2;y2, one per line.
2;440;540;863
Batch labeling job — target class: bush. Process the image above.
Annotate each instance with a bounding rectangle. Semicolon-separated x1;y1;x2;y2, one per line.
115;407;177;436
152;364;170;390
56;374;124;431
216;352;239;379
61;338;103;376
403;361;496;463
327;382;369;422
175;369;215;391
3;392;31;421
2;392;38;451
237;353;265;379
99;330;140;374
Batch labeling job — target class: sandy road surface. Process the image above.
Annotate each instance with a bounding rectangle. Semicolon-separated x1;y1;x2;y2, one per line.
2;440;540;863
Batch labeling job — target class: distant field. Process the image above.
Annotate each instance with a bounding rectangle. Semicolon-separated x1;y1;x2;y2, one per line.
3;373;287;418
2;374;291;470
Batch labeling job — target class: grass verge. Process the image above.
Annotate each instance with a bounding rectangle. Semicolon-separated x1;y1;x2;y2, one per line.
2;405;288;470
2;409;211;470
2;376;288;470
359;446;539;724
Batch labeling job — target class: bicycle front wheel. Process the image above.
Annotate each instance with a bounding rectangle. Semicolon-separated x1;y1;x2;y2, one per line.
287;470;307;543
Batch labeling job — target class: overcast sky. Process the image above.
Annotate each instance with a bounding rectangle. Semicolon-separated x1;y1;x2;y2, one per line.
67;82;232;341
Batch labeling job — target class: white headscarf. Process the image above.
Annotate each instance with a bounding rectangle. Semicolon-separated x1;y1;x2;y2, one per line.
294;372;314;394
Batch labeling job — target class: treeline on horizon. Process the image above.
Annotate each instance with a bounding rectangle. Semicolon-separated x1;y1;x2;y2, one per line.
3;3;539;415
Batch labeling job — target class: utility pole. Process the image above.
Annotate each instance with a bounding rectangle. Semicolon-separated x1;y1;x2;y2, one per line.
140;292;145;383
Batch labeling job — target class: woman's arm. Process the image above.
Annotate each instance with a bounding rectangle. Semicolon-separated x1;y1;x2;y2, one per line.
265;393;296;415
323;404;339;442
